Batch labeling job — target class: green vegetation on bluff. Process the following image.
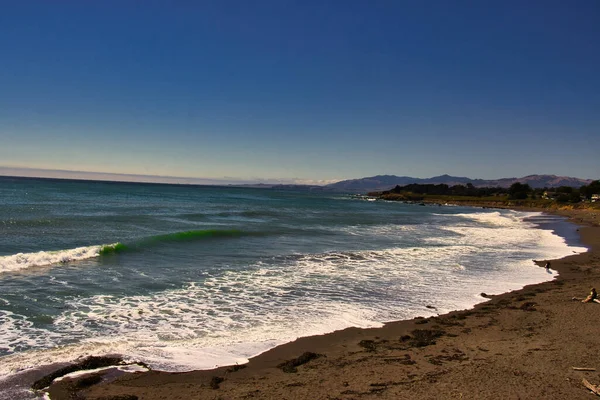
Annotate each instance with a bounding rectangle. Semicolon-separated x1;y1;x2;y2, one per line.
369;180;600;209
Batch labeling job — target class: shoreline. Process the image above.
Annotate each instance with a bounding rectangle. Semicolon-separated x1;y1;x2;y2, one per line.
39;207;600;399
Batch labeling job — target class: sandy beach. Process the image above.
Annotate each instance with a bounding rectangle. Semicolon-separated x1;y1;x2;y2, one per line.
44;207;600;400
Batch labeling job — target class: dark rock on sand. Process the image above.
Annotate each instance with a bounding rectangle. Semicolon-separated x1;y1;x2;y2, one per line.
210;376;224;389
74;374;103;389
32;356;124;390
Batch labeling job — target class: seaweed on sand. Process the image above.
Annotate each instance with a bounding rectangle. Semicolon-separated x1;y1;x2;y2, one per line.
519;302;537;311
406;329;446;347
277;352;323;373
358;340;378;352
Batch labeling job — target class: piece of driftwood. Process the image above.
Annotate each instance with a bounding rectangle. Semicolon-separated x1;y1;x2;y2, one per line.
582;378;600;396
573;367;597;371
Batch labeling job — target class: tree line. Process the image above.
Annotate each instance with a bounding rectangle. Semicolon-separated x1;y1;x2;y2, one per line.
380;180;600;204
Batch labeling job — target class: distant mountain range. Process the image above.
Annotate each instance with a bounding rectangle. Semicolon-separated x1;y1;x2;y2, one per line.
322;174;594;193
2;170;594;193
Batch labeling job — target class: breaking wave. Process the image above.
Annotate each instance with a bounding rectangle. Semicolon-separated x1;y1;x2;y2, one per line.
0;229;250;274
0;243;123;274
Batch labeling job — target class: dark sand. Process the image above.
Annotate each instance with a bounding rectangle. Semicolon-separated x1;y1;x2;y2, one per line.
46;208;600;400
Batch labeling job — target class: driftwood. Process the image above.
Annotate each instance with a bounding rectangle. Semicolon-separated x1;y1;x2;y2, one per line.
571;298;600;303
572;367;597;371
582;378;600;396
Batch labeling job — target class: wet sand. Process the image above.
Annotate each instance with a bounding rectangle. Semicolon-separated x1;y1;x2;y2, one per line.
46;208;600;400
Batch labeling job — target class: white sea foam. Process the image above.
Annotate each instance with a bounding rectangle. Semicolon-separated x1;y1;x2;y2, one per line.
0;209;588;380
52;363;150;384
453;211;527;227
0;244;119;274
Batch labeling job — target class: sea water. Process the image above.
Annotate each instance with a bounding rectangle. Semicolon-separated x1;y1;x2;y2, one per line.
0;176;587;398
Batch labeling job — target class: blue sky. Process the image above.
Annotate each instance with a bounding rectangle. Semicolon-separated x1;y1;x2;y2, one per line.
1;1;598;184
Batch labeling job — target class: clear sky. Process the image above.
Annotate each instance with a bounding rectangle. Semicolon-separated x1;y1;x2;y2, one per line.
1;1;598;184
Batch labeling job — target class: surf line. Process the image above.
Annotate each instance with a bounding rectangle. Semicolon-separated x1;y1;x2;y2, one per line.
0;229;249;273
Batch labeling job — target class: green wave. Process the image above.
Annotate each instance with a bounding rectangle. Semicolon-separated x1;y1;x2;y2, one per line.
98;229;245;257
99;242;128;255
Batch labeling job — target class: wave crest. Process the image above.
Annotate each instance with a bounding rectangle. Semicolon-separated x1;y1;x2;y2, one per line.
0;229;248;274
0;244;120;274
98;243;128;255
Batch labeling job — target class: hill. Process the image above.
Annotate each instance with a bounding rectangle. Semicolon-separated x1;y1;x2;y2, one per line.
324;174;593;193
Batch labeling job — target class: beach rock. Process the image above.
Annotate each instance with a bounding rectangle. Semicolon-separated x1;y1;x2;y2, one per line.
32;356;124;390
74;374;103;389
210;376;224;389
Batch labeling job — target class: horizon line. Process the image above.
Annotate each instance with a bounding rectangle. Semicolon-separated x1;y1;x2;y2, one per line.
0;166;594;188
0;166;337;187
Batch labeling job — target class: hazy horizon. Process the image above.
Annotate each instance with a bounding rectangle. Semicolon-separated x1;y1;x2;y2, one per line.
0;166;596;188
0;166;335;186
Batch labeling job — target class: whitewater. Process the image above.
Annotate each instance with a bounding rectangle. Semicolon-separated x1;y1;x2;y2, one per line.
0;177;587;399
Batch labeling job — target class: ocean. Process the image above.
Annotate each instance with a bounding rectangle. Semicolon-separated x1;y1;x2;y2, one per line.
0;176;587;398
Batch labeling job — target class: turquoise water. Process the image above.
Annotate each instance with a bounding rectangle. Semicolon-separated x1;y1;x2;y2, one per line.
0;176;587;397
